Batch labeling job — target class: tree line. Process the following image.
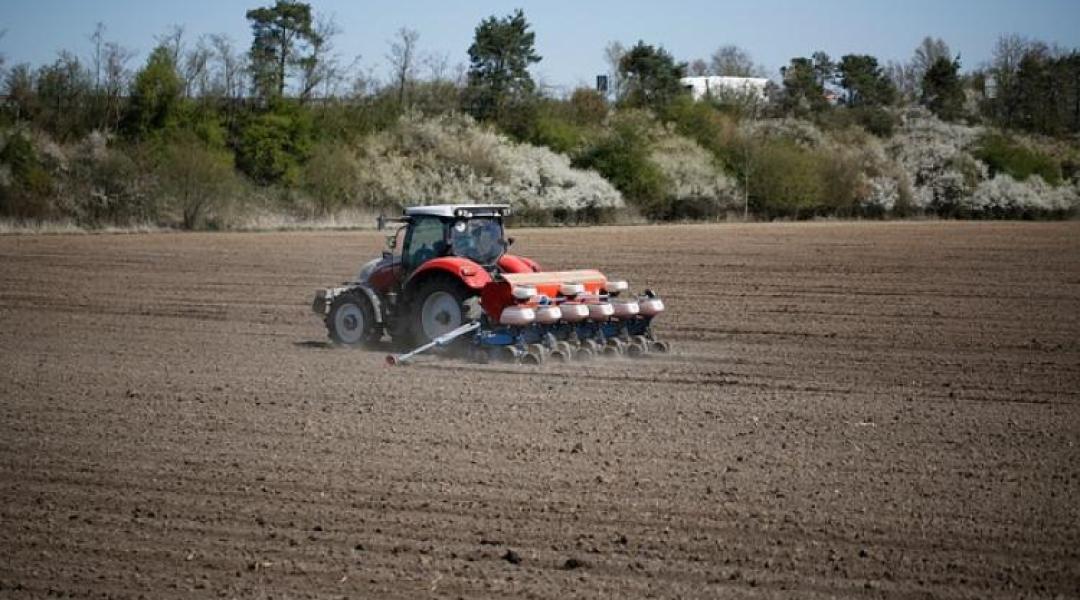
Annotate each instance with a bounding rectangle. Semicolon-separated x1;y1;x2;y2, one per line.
1;2;1077;228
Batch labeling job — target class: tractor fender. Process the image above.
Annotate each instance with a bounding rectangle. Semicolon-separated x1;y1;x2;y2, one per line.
498;254;541;273
347;283;385;324
312;283;383;324
405;257;492;297
349;284;384;323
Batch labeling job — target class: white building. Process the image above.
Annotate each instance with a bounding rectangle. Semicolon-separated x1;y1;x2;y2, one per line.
679;76;770;103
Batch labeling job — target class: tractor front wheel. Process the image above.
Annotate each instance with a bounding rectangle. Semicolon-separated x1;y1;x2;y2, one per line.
326;292;377;347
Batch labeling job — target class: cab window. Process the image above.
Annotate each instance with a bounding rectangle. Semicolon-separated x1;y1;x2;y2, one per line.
450;218;505;265
404;217;445;270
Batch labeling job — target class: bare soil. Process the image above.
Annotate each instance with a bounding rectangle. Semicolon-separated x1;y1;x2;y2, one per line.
1;221;1078;599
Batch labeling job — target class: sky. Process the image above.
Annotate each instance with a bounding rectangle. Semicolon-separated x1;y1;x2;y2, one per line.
2;0;1079;93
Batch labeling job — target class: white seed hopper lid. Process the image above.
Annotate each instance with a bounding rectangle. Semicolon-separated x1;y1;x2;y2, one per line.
604;280;629;293
512;286;537;300
560;283;585;295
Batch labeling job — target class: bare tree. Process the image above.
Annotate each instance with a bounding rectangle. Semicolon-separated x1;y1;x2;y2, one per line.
4;63;34;120
349;64;378;98
323;53;362;99
603;41;626;101
299;16;342;102
424;51;451;81
89;22;105;89
688;59;708;76
452;61;468;87
102;42;134;130
156;25;186;65
912;37;951;81
709;45;766;77
885;59;919;102
991;33;1031;84
183;36;213;98
210;34;246;101
387;27;420;108
0;30;10;107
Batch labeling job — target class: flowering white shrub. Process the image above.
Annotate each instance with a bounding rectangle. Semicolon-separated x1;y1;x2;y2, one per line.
969;175;1080;214
887;108;985;212
863;176;901;212
354;113;623;212
650;134;739;211
743;118;827;148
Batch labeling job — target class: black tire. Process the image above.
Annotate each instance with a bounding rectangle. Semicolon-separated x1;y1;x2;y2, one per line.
326;292;377;347
408;275;479;347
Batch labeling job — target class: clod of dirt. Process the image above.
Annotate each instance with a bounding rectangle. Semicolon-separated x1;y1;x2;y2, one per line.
502;550;522;565
562;558;586;570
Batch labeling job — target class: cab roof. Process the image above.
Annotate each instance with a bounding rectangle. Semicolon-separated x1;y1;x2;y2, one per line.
403;204;510;218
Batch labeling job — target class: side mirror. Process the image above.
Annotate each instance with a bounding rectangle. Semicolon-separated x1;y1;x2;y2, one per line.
506;236;515;247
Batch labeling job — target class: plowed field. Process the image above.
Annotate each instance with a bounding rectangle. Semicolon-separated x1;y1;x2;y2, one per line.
1;221;1078;599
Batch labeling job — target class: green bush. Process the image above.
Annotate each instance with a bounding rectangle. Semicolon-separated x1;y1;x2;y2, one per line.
529;113;587;155
498;96;603;156
663;95;740;168
819;106;897;137
818;150;864;216
0;132;40;183
312;92;405;142
410;80;464;118
235;103;314;185
301;141;362;215
568;88;608;125
124;46;183;140
493;98;540;142
974;133;1062;185
155;131;242;229
0;131;54;219
176;102;229;150
573;112;669;217
749;139;827;218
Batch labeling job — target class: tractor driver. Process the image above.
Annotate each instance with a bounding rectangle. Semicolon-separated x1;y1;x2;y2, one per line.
476;220;506;264
452;219;502;264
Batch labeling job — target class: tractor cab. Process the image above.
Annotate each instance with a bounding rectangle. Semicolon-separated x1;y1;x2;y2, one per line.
366;204;519;299
391;204;511;274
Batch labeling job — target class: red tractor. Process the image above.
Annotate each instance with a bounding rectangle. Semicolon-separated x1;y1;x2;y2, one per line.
312;204;666;364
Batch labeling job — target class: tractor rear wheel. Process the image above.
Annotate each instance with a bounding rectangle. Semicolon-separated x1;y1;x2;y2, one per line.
326;292;377;347
409;275;479;347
